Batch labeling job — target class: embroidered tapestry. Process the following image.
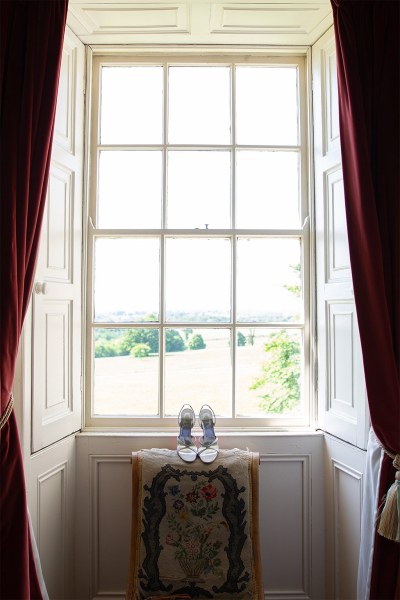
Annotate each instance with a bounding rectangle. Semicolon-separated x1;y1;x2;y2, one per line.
126;448;263;600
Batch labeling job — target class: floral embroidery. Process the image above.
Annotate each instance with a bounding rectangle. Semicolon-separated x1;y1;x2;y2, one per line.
201;484;217;501
138;463;251;598
185;490;199;503
165;479;225;579
173;499;184;511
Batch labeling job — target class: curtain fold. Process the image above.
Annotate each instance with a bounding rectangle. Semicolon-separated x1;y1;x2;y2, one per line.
0;2;68;597
330;1;400;598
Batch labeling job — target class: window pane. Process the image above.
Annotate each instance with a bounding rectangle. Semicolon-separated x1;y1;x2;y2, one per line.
100;66;163;144
236;238;302;322
236;151;300;228
235;328;303;417
168;66;231;144
93;328;159;416
167;151;231;228
165;238;231;322
98;151;162;228
94;238;160;322
164;328;231;416
236;67;298;145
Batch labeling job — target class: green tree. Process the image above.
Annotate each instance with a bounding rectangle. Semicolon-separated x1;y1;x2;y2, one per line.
183;327;193;341
166;329;185;352
120;329;159;354
252;263;302;414
188;334;206;350
247;328;255;346
284;263;301;299
237;332;247;347
95;340;118;358
130;343;151;358
144;313;158;322
94;328;121;342
251;330;300;413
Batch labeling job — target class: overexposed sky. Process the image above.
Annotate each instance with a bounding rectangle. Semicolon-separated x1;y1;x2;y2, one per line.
94;236;302;318
95;65;302;320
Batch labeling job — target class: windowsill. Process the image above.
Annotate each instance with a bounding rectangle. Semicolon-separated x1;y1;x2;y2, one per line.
78;427;321;438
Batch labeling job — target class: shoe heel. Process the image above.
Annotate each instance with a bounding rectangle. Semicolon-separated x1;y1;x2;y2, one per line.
177;404;197;463
198;404;219;464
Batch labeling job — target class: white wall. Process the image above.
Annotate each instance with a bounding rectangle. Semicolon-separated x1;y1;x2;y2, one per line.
75;433;326;600
323;435;367;600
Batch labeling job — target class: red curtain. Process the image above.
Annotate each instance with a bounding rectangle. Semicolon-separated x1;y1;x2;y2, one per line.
331;1;400;598
0;2;68;598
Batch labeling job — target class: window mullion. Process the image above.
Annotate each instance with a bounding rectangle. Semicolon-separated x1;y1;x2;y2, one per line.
159;63;169;418
159;233;165;418
231;63;237;419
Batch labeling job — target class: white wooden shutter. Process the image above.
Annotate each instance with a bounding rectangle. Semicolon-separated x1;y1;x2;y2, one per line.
31;27;85;451
312;27;369;449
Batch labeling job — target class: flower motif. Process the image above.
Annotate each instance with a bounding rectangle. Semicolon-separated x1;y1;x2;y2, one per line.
201;484;217;501
178;510;190;523
183;539;199;559
185;490;199;504
165;533;176;545
165;479;226;579
173;499;184;511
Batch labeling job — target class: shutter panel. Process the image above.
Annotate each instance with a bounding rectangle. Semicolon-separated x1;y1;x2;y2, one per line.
32;28;85;451
312;27;369;449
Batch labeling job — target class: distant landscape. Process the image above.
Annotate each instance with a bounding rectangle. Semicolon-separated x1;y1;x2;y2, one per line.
94;309;297;325
92;312;302;419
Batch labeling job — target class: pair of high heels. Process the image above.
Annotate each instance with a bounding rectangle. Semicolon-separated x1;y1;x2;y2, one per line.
177;404;219;464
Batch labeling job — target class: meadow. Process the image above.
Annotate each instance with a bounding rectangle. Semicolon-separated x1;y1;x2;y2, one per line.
93;336;274;418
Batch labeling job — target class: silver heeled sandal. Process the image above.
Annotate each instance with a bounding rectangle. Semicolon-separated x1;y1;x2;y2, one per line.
177;404;198;463
197;404;219;464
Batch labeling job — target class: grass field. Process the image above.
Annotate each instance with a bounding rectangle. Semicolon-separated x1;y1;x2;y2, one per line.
93;334;302;418
95;338;265;416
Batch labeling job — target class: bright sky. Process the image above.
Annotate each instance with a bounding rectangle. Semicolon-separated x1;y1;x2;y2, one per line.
94;237;301;318
95;65;302;320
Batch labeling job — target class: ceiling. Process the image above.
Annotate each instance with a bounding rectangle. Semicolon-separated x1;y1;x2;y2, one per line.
67;0;333;46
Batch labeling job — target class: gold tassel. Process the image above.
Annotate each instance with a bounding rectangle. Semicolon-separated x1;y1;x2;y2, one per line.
377;454;400;543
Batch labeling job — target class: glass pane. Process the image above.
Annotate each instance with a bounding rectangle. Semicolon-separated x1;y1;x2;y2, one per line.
236;66;298;145
236;238;302;322
165;238;231;322
164;328;231;416
93;328;159;416
168;66;231;144
235;328;303;417
167;151;231;228
236;151;300;228
100;66;163;144
94;238;160;322
98;151;162;228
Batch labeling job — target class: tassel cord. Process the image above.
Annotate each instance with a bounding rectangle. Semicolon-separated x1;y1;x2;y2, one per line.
376;445;400;543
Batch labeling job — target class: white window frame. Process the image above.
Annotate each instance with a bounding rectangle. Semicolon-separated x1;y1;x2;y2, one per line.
84;50;312;431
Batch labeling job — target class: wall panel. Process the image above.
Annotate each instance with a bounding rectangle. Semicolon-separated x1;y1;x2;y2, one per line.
75;433;324;600
323;434;366;599
28;435;76;600
261;455;310;599
332;461;362;600
91;457;132;597
37;463;67;599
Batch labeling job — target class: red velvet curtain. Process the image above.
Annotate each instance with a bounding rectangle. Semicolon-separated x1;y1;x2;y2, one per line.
331;1;400;598
0;2;68;597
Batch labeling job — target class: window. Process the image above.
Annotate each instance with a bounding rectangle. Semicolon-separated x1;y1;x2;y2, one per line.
86;54;310;429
